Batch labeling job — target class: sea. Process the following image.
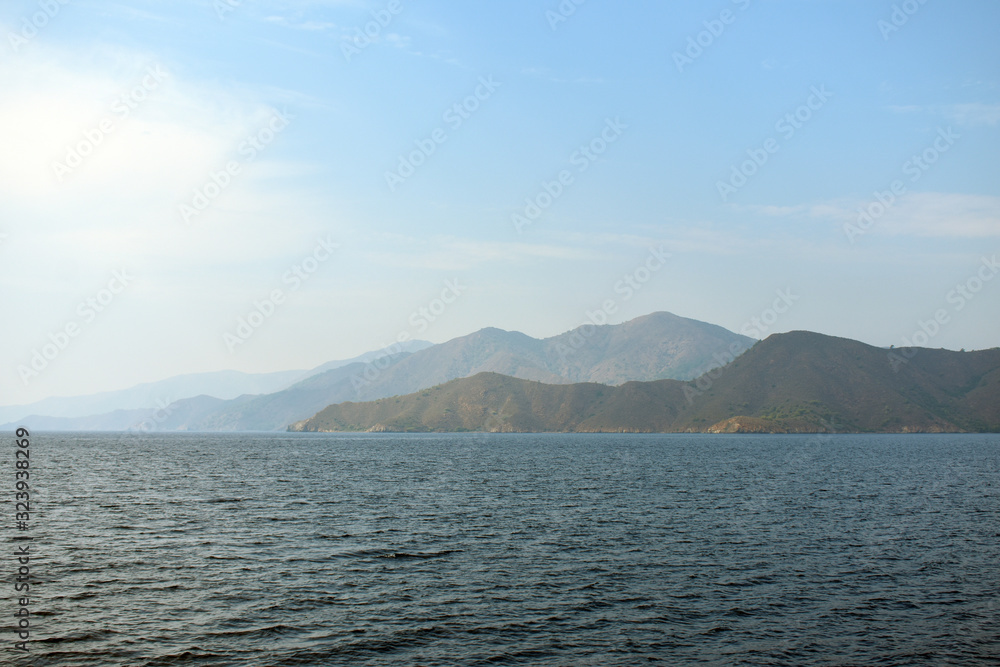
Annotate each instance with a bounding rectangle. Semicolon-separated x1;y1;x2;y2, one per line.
5;432;999;666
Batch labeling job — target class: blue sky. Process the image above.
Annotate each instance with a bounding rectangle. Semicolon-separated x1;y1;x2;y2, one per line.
1;0;998;403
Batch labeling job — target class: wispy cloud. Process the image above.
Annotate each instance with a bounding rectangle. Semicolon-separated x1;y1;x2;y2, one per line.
945;103;1000;126
0;48;283;202
0;39;334;281
521;67;605;85
889;102;1000;126
265;15;338;31
876;192;1000;237
383;32;411;49
360;236;600;271
783;192;1000;239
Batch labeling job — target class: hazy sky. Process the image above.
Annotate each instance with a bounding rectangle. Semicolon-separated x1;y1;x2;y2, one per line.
2;0;998;404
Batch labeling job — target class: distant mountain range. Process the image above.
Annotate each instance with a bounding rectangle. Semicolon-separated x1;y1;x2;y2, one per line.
291;331;1000;434
4;312;753;432
0;368;307;425
13;314;997;434
0;340;433;429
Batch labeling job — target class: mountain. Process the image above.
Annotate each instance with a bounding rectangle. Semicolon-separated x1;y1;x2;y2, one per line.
6;312;753;432
678;330;1000;433
4;408;161;432
290;372;687;433
290;332;1000;433
301;340;434;374
156;361;401;431
1;341;433;430
359;311;754;391
0;395;254;434
166;311;753;431
0;368;308;425
539;311;752;383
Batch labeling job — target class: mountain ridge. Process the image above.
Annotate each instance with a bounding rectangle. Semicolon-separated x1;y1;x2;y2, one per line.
6;311;752;432
0;340;433;427
173;310;754;430
290;331;1000;434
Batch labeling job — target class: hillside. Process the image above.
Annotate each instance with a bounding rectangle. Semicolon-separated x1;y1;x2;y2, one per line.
290;332;1000;433
679;331;1000;432
0;340;433;429
326;311;754;398
540;311;752;383
0;368;308;425
8;312;750;432
140;311;753;431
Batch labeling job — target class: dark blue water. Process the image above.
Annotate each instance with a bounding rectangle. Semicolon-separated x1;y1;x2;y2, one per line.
5;432;999;665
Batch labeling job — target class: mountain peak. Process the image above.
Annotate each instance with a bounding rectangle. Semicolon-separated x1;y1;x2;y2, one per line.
11;311;756;431
291;332;1000;434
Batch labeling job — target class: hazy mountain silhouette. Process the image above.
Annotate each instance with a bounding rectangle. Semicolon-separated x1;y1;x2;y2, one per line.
291;332;1000;434
9;312;752;431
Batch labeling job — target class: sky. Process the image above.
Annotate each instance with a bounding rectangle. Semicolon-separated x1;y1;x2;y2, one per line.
1;0;998;405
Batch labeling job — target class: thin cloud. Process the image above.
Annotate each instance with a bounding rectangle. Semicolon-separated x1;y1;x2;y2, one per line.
264;15;338;31
806;192;1000;238
521;66;605;85
361;236;600;271
945;103;1000;126
888;102;1000;126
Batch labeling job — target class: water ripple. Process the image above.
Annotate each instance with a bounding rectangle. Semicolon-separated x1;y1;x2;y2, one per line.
14;432;1000;666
